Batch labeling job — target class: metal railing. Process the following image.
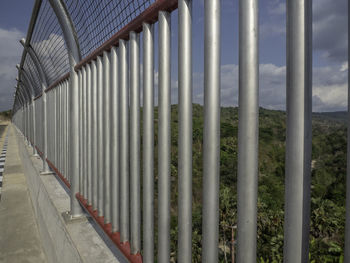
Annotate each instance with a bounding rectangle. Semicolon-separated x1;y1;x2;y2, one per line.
11;0;350;262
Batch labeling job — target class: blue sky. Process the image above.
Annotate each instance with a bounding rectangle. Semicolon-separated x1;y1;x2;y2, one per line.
0;0;348;112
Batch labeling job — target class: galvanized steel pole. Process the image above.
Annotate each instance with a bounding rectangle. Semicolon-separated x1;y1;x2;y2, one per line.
20;39;49;173
178;1;193;262
110;46;120;233
97;56;104;216
86;64;92;204
129;32;140;253
91;60;98;211
202;0;221;262
48;0;82;217
158;10;171;263
103;51;111;224
237;0;259;262
143;22;154;263
284;1;312;262
119;39;129;243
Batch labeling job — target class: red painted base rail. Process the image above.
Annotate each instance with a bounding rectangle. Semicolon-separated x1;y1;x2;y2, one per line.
76;193;142;263
46;158;71;188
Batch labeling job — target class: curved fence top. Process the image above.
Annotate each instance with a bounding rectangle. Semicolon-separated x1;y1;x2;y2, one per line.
14;0;157;112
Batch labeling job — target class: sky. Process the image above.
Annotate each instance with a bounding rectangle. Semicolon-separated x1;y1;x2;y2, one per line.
0;0;348;112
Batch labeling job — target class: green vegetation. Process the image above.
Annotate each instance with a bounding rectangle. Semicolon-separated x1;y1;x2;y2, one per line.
0;110;12;121
153;104;346;262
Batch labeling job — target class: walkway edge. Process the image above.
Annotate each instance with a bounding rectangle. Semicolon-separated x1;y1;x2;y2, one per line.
15;126;127;263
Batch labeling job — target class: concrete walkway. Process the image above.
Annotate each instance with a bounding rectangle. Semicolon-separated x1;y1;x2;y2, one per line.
0;125;47;263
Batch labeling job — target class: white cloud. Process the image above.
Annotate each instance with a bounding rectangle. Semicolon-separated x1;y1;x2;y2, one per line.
0;28;24;111
190;63;347;112
313;0;347;63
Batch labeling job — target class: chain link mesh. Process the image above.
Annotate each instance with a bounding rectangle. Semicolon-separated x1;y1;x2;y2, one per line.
65;0;154;58
30;0;70;87
23;53;43;97
15;0;156;111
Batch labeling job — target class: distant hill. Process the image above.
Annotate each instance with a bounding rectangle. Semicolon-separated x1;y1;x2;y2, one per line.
313;111;347;123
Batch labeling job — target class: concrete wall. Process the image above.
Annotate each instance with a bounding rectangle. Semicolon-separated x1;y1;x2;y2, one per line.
16;128;127;263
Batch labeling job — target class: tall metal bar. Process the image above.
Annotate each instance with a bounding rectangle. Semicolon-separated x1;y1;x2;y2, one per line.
78;70;83;194
129;32;140;253
110;46;120;232
84;67;88;197
202;0;221;262
66;80;70;182
143;22;154;263
284;1;312;262
178;1;193;262
63;81;67;178
103;51;111;224
82;67;87;197
119;39;129;243
87;63;92;204
58;83;61;175
237;0;259;262
91;60;98;210
53;87;57;165
20;40;50;173
97;56;104;216
55;87;58;164
158;11;171;263
48;0;82;217
345;1;350;260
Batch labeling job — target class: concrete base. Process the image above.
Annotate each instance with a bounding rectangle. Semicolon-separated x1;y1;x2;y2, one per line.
40;171;55;175
15;126;128;263
61;211;88;225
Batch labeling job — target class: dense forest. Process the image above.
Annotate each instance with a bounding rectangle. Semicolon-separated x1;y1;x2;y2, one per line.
151;104;347;262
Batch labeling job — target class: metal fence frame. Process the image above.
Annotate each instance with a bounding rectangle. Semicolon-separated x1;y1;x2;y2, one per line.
11;0;350;262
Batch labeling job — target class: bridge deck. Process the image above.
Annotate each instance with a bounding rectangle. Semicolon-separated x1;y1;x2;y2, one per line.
0;125;47;263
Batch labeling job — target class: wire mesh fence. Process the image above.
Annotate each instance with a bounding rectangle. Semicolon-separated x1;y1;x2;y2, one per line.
30;0;69;87
65;0;154;58
23;53;42;97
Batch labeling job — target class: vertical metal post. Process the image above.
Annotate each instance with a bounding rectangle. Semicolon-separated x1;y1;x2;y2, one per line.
119;39;129;243
103;51;111;223
237;0;259;262
87;63;92;204
158;11;171;263
178;1;193;262
202;0;221;262
20;39;50;173
91;60;98;210
346;0;350;260
284;1;312;262
129;32;140;253
42;83;49;171
66;80;70;182
78;70;83;194
58;84;61;173
64;82;67;178
33;97;37;156
48;0;82;217
54;84;60;165
143;22;154;263
53;87;56;164
83;67;88;197
110;46;120;232
97;56;104;216
82;67;87;197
